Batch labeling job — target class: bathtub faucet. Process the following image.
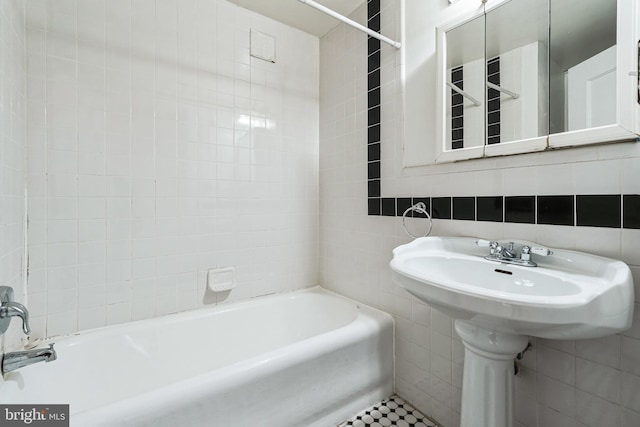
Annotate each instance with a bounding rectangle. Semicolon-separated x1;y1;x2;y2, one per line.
0;301;31;334
0;286;31;335
2;344;57;374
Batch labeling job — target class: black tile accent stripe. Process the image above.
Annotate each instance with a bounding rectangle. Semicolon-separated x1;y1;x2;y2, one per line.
411;197;431;218
477;196;503;222
367;0;380;19
382;198;396;217
363;2;633;230
368;124;381;143
368;161;380;180
368;198;381;216
623;195;640;229
368;142;380;162
538;195;574;226
368;68;380;91
487;56;501;146
368;180;381;198
453;197;475;220
397;198;413;217
451;66;464;150
367;0;382;202
576;195;621;228
432;197;452;220
505;196;535;224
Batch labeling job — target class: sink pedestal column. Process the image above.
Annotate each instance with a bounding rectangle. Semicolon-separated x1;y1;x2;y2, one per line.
455;320;529;427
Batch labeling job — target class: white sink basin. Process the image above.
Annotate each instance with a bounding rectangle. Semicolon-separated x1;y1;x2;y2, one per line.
390;236;634;340
391;236;635;427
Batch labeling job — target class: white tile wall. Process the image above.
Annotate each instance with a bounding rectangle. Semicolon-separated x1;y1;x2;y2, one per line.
25;0;319;339
319;1;640;427
0;0;27;351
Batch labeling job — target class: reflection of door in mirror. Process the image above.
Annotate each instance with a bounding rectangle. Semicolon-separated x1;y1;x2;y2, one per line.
485;0;549;145
550;0;617;134
445;15;485;151
567;46;616;130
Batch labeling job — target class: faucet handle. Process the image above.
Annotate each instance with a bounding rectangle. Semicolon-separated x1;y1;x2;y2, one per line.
530;246;553;256
0;286;31;336
476;240;499;249
0;302;31;335
476;240;499;255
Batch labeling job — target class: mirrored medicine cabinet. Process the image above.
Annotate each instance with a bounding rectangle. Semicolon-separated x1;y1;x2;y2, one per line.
434;0;640;163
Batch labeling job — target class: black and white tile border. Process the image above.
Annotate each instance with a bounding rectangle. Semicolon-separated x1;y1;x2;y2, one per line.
365;0;640;229
338;395;440;427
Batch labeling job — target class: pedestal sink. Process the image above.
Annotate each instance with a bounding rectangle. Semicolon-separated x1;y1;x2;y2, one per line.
390;236;634;427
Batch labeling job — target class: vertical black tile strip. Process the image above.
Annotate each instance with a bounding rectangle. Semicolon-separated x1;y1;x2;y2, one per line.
486;57;500;145
368;51;381;73
368;180;381;198
368;124;381;144
368;37;380;55
576;195;621;228
367;0;380;19
368;68;380;90
368;161;380;180
368;13;380;32
367;0;382;216
623;195;640;229
451;66;464;150
368;106;381;125
368;87;381;109
368;143;381;161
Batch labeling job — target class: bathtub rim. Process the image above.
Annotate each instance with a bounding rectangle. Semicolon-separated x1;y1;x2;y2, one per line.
71;285;394;421
3;285;395;419
19;286;375;348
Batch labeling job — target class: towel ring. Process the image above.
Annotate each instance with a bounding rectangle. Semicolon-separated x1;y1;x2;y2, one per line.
402;202;433;239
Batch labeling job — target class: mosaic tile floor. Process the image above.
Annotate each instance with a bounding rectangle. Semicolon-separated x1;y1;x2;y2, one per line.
338;395;439;427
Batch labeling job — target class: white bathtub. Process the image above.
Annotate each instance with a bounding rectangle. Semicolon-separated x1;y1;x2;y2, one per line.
0;287;393;427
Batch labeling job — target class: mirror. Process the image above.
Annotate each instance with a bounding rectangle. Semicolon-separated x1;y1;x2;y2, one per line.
485;0;549;144
439;0;625;160
445;15;485;151
549;0;617;134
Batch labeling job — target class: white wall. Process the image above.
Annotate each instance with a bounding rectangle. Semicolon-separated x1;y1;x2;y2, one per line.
0;0;26;351
320;1;640;426
24;0;319;339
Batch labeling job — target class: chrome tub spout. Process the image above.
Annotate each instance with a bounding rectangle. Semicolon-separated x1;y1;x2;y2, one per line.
2;344;56;374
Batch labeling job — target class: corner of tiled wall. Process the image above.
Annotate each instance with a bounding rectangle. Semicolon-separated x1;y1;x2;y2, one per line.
23;0;320;339
0;0;27;353
320;1;640;427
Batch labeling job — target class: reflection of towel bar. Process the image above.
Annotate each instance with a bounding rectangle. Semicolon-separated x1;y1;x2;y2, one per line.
447;82;481;106
487;82;520;99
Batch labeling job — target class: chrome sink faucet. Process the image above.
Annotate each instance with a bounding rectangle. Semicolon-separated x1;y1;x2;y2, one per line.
477;240;553;267
2;344;57;374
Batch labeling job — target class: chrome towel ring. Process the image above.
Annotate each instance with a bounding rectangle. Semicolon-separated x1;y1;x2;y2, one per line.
402;202;433;239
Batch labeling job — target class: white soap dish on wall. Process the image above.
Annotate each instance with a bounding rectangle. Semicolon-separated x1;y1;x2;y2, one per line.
207;267;236;292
